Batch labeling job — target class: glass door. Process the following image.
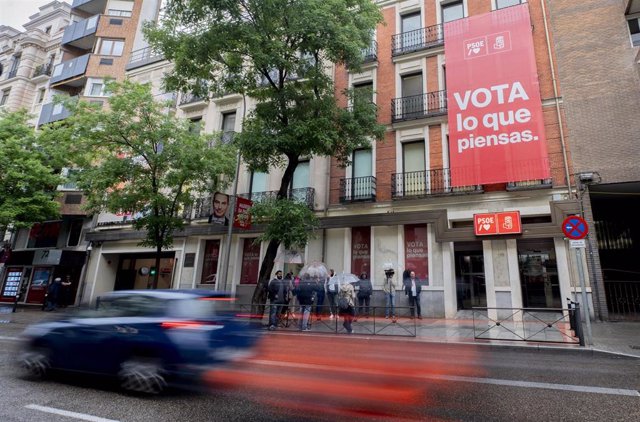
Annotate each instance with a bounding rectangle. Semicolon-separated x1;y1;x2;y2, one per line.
517;240;561;308
455;247;487;310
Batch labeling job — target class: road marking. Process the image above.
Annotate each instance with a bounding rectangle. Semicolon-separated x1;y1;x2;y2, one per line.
25;404;120;422
250;359;640;397
0;335;21;341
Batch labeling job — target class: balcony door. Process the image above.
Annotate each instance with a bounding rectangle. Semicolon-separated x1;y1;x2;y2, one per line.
401;12;422;53
401;73;424;120
249;171;267;202
351;149;373;200
290;160;310;203
402;141;426;196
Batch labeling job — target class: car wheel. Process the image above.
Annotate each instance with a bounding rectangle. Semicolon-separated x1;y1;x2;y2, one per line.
19;347;51;379
118;357;167;395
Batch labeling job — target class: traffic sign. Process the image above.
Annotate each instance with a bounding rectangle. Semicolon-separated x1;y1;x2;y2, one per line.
562;216;588;240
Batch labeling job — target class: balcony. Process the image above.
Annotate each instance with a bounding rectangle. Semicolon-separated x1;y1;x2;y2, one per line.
50;54;90;87
392;169;482;200
126;46;165;71
391;90;447;123
362;40;378;63
71;0;107;15
392;24;444;57
38;102;72;126
340;176;377;203
506;178;553;191
32;63;52;79
179;92;206;106
62;15;99;50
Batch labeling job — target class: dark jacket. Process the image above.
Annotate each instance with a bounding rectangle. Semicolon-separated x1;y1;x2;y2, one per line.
295;277;316;306
268;277;289;304
404;278;423;297
356;278;372;297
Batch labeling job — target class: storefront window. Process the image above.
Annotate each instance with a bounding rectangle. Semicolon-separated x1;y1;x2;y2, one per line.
351;226;371;276
27;222;62;248
404;224;428;281
517;240;560;308
200;240;220;284
240;239;260;284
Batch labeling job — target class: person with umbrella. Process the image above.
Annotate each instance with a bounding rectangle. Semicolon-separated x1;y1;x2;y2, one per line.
383;266;398;321
326;269;338;319
338;276;356;334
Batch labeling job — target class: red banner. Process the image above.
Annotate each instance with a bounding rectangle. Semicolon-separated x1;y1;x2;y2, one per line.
474;211;522;236
445;4;550;186
404;224;428;280
351;226;371;277
233;196;253;229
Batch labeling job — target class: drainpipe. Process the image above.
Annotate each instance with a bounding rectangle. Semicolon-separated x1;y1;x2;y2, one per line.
540;0;572;196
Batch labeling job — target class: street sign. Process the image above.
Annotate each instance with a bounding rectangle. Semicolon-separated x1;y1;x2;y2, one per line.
562;216;589;240
569;239;586;248
474;211;522;236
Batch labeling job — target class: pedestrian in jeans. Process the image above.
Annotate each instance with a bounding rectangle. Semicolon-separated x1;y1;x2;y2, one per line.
326;269;338;319
356;272;372;318
404;271;422;319
314;274;325;321
44;277;61;312
295;274;315;331
267;271;287;330
383;270;398;321
338;281;356;333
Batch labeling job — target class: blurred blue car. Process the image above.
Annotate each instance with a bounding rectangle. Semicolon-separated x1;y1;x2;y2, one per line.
19;290;261;394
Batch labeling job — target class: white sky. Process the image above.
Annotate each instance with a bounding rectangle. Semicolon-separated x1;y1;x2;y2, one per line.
0;0;69;31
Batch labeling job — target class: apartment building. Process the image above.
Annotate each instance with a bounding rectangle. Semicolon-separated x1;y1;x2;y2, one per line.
0;0;162;306
548;0;640;321
80;0;589;321
0;1;70;125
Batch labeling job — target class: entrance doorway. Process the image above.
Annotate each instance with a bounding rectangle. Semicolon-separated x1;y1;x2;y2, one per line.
114;252;176;290
517;239;561;308
455;242;487;310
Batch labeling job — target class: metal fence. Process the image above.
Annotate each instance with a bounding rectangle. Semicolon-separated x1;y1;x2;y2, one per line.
605;281;640;321
237;304;417;337
391;24;444;56
472;306;581;344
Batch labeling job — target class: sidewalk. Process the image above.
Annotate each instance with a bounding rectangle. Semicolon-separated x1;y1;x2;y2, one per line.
2;304;638;358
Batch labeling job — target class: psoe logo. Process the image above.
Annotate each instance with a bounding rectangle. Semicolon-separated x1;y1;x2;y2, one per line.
464;37;487;58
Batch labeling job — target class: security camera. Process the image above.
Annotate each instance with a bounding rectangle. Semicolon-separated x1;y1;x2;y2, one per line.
578;172;594;183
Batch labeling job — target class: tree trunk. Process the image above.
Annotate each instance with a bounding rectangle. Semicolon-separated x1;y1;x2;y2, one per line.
250;155;299;310
152;245;162;289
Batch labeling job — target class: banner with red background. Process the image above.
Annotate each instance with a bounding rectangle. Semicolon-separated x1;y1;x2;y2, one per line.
444;4;550;186
351;227;371;277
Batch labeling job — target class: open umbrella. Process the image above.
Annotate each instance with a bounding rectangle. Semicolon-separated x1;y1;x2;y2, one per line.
338;272;359;285
298;262;329;280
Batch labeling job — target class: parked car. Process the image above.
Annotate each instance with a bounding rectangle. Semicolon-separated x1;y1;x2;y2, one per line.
18;289;261;394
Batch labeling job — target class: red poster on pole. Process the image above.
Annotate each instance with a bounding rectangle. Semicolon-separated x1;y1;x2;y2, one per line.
444;4;550;186
233;196;253;229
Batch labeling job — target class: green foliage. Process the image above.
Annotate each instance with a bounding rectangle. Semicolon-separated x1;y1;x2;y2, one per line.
0;109;64;231
249;199;319;250
47;81;237;250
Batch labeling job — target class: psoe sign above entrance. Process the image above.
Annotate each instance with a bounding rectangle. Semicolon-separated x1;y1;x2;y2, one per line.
474;211;522;236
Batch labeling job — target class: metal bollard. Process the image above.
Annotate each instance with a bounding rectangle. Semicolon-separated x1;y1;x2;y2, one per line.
574;302;585;347
12;293;19;313
566;298;576;333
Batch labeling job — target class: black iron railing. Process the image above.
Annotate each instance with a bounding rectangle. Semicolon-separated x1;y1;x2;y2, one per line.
32;63;53;78
472;307;581;344
605;281;640;321
391;90;447;122
392;24;444;56
507;178;553;191
391;168;482;199
340;176;376;203
362;40;378;63
179;92;205;105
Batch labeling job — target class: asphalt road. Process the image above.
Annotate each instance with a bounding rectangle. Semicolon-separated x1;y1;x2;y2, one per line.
0;323;638;422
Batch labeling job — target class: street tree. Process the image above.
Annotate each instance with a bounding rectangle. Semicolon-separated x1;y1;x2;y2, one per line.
47;81;237;288
145;0;385;303
0;109;65;238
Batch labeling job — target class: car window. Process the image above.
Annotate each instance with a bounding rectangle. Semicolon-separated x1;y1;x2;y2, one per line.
98;295;167;317
168;298;221;319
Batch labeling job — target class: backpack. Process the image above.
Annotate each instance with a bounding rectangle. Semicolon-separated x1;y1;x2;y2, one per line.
338;296;350;310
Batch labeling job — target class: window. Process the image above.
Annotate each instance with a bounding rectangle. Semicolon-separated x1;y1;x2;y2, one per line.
629;18;640;47
250;171;268;195
200;240;221;284
401;73;424;118
353;82;373;107
45;26;52;34
240;239;260;284
108;9;133;17
351;149;373;200
8;55;20;78
290;160;310;203
442;1;464;23
221;111;236;143
67;219;84;247
0;89;10;106
189;117;202;135
37;88;46;104
401;12;422;52
402;141;426;196
99;39;125;56
352;149;372;179
89;82;104;96
496;0;523;9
